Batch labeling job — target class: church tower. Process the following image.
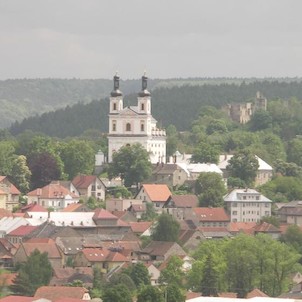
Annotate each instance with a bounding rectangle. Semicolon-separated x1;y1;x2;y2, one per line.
107;73;166;164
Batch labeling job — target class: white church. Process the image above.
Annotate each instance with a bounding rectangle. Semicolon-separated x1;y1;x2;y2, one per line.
107;73;166;164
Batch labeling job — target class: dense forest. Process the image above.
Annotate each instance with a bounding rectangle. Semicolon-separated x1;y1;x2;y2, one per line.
8;79;302;137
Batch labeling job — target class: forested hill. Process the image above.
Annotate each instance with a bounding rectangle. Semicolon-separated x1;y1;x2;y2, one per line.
7;79;302;138
0;78;165;129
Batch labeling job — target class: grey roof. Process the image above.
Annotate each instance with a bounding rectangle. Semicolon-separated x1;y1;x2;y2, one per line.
224;189;272;203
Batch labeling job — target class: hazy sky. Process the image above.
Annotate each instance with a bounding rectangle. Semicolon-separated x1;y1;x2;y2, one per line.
0;0;301;80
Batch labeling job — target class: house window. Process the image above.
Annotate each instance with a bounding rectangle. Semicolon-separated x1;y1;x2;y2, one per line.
126;123;131;131
232;211;237;215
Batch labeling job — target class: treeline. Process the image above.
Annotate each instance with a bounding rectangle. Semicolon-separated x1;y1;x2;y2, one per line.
8;79;302;137
0;78;163;129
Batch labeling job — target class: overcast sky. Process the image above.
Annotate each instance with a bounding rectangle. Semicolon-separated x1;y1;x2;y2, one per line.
0;0;301;80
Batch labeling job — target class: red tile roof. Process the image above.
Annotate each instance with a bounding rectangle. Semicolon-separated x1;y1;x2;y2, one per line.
0;296;33;302
61;203;83;212
93;208;118;220
0;176;21;195
169;195;199;208
0;273;17;286
253;222;280;233
7;225;38;236
228;222;257;233
81;247;128;263
141;184;171;202
82;248;110;262
19;203;47;213
22;238;62;259
27;183;77;199
129;221;152;233
72;175;98;189
0;208;13;218
34;286;88;300
193;207;230;222
247;288;268;298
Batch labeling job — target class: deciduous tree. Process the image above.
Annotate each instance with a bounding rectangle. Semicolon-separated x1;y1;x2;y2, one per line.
226;149;259;186
195;172;226;207
108;144;152;189
152;213;180;242
10;250;52;296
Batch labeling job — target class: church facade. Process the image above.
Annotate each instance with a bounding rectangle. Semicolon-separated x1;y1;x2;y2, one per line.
107;74;166;164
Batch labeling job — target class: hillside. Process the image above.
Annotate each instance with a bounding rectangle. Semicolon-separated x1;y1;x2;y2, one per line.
6;78;302;137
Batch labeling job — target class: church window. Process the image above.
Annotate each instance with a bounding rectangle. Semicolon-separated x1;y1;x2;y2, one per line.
112;121;116;131
113;103;117;111
141;123;145;131
126;123;131;131
141;103;145;110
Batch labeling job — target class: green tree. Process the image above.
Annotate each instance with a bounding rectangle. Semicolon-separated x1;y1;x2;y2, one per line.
10;250;52;296
166;124;179;157
287;138;302;167
108;144;152;189
191;142;220;164
165;283;185;302
102;284;132;302
123;262;150;288
195;172;227;207
227;149;259;186
206;119;228;135
201;254;219;297
274;159;302;177
259;176;302;202
10;155;31;193
249;109;272;131
60;139;95;179
159;256;185;288
140;202;157;221
137;285;164;302
280;224;302;254
0;140;16;176
152;213;180;242
108;273;137;293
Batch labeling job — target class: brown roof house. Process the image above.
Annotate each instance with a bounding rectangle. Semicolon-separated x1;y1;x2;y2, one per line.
163;194;199;220
50;267;93;288
13;238;64;269
73;247;129;273
135;184;171;212
27;182;80;211
253;221;281;239
0;238;16;269
34;286;91;301
190;207;230;227
150;163;188;188
92;208;131;233
0;176;21;211
139;241;186;262
6;225;38;245
72;175;106;201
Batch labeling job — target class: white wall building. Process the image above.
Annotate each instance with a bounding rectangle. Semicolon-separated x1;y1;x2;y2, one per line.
107;74;166;164
224;188;272;223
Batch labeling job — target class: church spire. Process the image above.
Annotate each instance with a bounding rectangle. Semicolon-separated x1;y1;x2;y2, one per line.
138;72;150;97
111;72;123;97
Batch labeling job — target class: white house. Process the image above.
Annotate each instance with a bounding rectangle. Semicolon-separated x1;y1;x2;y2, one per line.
224;188;272;223
107;73;166;164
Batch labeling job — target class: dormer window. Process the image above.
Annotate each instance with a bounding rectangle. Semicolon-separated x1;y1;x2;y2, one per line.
126;123;131;131
113;103;117;111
